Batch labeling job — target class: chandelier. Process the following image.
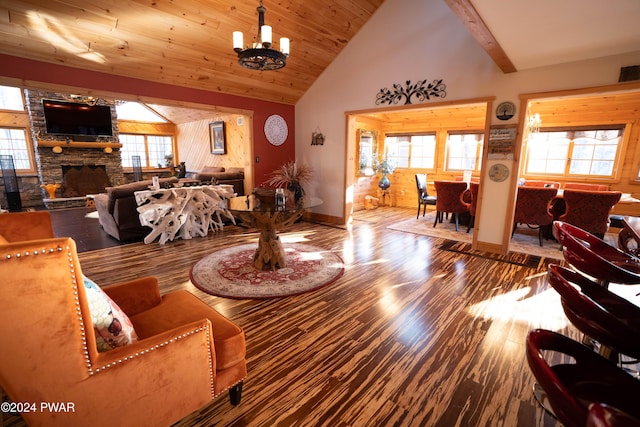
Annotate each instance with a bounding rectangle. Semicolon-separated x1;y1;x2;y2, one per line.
527;112;542;136
233;1;290;71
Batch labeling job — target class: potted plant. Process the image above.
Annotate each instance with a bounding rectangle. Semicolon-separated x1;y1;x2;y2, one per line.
267;161;313;203
373;155;395;190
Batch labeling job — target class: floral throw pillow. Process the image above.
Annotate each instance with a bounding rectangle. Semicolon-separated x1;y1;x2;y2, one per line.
83;276;138;352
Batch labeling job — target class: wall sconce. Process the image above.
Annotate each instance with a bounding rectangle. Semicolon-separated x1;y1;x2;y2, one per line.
311;127;325;146
103;147;113;154
51;146;62;154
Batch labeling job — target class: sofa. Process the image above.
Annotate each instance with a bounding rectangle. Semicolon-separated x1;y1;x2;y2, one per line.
195;166;245;196
94;177;179;242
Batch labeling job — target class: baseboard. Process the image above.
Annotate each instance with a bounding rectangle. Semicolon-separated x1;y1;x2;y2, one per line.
304;211;345;228
473;240;506;254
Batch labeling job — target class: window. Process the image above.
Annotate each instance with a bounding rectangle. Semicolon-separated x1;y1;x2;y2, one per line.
0;86;24;111
525;128;623;178
446;132;484;171
120;134;174;168
384;133;436;169
0;86;32;172
115;102;167;122
0;128;30;170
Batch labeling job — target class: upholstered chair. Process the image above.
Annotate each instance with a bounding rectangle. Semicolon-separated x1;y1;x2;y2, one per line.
559;189;622;238
0;210;55;243
564;182;609;191
512;186;558;246
415;173;437;219
466;181;480;233
0;237;246;426
523;180;561;189
433;181;470;231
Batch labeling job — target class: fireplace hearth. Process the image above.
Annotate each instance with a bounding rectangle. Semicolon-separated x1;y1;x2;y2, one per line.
62;164;111;197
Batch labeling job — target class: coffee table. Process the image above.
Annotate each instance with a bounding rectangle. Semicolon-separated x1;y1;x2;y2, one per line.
135;184;236;244
224;194;322;270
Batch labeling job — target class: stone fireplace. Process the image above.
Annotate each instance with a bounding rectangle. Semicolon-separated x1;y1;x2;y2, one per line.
61;164;111;197
25;89;126;208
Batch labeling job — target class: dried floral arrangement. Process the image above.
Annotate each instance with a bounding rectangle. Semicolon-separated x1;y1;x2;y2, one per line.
266;161;313;188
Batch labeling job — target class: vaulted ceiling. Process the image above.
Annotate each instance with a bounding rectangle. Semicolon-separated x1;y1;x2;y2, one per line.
1;0;639;106
0;0;385;105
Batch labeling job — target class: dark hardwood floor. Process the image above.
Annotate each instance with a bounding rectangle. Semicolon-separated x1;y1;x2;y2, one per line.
6;206;576;426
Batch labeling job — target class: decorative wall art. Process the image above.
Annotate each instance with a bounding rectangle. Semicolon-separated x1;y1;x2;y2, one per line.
210;121;226;154
375;79;447;105
488;125;517;160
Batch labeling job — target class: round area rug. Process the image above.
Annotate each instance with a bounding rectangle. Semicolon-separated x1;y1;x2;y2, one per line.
190;242;344;299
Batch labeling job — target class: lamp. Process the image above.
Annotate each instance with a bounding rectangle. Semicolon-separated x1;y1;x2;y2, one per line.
233;1;289;70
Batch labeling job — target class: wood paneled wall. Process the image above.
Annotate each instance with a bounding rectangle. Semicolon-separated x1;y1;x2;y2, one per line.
119;112;254;195
176;114;253;194
527;92;640;194
353;92;640;212
353;104;486;211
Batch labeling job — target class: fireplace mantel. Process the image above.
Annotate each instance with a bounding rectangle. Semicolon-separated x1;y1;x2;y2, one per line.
37;140;123;149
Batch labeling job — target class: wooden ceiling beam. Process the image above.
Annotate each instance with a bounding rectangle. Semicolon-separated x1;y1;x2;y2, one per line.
444;0;517;74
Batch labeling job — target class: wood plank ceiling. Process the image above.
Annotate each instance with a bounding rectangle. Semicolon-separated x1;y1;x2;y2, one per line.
0;0;385;105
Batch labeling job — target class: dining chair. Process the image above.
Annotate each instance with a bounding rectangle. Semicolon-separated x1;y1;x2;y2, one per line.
512;186;557;246
564;182;609;191
526;328;640;427
433;181;470;231
523;180;561;189
466;181;479;233
559;189;622;238
415;173;437;219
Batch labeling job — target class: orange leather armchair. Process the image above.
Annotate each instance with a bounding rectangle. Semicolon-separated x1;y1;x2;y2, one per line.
559;189;622;238
0;211;55;243
433;181;470;231
0;237;246;426
512;186;558;246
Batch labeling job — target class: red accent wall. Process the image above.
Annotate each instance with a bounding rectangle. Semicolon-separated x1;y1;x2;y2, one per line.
0;54;295;185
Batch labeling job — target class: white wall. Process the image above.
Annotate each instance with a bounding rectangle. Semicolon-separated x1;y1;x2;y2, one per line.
296;0;640;242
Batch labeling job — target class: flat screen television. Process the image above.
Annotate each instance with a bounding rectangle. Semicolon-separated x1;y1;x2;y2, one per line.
42;99;113;137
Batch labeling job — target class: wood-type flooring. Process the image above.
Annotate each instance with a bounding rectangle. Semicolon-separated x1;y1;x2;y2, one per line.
5;206;579;426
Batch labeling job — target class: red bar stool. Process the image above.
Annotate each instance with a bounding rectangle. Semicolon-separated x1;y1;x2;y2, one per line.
526;329;640;427
587;403;640;427
553;221;640;287
547;264;640;361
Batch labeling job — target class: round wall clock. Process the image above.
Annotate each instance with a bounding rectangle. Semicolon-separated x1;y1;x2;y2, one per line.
264;114;288;146
496;101;516;121
488;163;509;182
